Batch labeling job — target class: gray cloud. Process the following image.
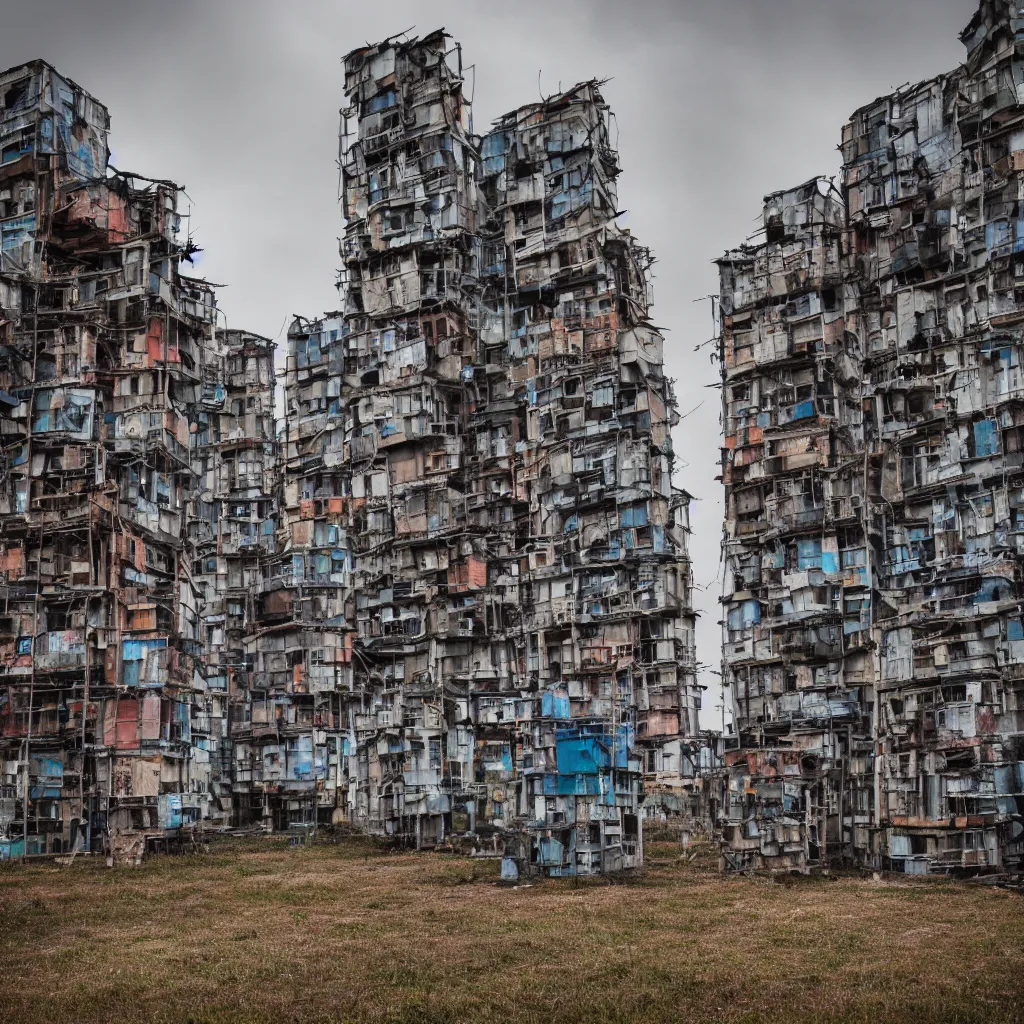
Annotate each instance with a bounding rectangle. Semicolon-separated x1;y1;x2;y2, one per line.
0;0;979;723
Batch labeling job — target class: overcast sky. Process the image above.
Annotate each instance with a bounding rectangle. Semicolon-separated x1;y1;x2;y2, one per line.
1;0;977;725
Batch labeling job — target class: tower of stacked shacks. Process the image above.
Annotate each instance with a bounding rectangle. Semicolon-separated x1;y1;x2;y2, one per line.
268;29;703;874
476;76;703;863
718;181;872;872
259;311;352;833
331;32;483;845
719;0;1024;875
191;328;277;827
0;41;707;870
0;61;242;860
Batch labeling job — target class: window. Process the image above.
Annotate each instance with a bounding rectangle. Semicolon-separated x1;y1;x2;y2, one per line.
365;90;397;114
797;538;822;570
295;334;321;368
969;419;999;458
3;80;29;111
369;167;390;204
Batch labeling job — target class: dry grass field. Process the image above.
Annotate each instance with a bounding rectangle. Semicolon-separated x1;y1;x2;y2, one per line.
1;837;1021;1024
